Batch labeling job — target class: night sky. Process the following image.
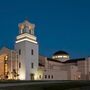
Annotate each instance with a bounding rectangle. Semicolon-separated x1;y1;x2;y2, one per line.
0;0;90;58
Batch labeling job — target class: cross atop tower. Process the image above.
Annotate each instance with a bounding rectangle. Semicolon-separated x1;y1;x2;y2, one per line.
18;20;35;35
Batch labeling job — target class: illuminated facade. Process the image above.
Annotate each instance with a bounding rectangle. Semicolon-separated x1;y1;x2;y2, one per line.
15;20;38;80
0;47;18;79
0;20;90;80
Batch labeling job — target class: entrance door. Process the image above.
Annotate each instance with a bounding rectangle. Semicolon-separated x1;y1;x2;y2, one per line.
30;73;34;80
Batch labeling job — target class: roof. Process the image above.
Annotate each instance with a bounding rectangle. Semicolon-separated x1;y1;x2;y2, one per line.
47;58;62;63
53;50;69;56
63;58;85;63
47;57;85;63
18;20;35;30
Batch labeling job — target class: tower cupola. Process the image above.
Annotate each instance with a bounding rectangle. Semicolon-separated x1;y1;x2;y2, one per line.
16;20;37;44
18;20;35;35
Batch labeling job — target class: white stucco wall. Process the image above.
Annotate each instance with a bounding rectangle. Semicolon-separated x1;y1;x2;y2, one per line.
15;40;39;80
43;70;67;80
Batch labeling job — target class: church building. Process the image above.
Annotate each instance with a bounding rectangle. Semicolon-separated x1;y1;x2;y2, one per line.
0;20;90;80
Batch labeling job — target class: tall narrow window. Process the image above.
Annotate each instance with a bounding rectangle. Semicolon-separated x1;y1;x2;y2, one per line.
51;75;53;79
31;49;34;55
45;75;47;79
19;49;21;55
19;62;21;68
48;75;50;79
4;64;8;74
31;63;34;68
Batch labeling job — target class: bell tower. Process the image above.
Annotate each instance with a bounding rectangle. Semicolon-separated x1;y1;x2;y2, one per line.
15;20;39;80
19;20;35;35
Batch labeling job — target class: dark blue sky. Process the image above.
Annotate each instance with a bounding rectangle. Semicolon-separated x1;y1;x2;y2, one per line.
0;0;90;58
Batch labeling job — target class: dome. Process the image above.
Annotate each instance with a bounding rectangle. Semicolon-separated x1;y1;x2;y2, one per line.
52;50;70;62
53;50;69;56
